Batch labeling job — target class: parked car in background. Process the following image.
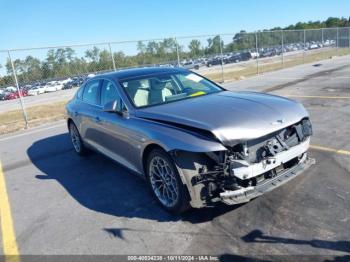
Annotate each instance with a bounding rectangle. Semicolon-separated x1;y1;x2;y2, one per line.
249;51;259;59
28;84;47;96
0;90;7;101
45;82;57;92
5;86;17;92
61;78;72;85
224;53;242;63
45;81;64;92
239;51;253;61
206;57;223;67
63;77;86;89
4;89;27;100
87;73;96;78
309;44;319;50
182;61;200;70
4;92;17;100
63;81;74;90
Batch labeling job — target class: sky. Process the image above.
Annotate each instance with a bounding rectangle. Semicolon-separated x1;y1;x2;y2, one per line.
1;0;349;51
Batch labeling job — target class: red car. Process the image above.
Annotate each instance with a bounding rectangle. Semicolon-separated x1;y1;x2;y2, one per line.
4;92;18;100
4;90;27;100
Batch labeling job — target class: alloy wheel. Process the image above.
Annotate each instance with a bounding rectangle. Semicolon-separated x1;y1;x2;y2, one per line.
70;124;81;153
149;156;179;207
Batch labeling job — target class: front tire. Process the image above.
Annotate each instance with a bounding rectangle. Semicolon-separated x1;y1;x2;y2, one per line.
69;122;88;156
146;149;189;214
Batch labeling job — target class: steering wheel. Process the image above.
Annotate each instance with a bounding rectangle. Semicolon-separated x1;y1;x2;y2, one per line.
182;87;194;95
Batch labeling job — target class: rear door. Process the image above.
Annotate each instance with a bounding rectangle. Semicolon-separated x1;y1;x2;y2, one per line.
79;79;103;147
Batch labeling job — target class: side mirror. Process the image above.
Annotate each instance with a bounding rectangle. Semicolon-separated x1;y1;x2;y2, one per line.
103;100;120;113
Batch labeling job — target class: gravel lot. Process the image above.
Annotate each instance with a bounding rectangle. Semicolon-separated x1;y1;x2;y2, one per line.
0;56;349;260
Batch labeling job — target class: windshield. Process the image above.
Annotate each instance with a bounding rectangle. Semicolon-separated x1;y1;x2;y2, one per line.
120;72;223;108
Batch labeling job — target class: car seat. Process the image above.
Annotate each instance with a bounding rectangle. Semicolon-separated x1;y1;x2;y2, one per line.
148;79;172;105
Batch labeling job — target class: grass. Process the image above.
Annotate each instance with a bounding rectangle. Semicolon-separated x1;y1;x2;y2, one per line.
0;100;67;135
0;48;349;135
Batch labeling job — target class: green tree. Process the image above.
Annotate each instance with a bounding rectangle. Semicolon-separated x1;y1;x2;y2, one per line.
188;40;202;57
205;35;223;55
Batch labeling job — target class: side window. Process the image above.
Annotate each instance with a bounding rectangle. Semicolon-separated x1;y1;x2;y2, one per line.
82;80;100;105
100;80;121;107
76;85;84;100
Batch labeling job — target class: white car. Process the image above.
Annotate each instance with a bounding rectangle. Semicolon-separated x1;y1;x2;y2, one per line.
309;44;319;50
45;81;64;92
87;73;95;78
5;86;16;92
55;81;64;91
28;85;46;96
61;78;72;85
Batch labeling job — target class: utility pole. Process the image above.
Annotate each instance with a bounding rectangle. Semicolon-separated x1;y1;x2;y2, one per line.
219;35;225;83
108;43;116;71
8;50;28;128
303;29;306;63
175;38;180;67
255;32;259;75
281;30;284;67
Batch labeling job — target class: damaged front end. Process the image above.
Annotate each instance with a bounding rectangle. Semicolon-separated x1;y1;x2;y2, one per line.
176;118;315;208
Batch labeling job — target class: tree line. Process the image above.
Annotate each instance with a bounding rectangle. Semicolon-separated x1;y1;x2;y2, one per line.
1;16;349;87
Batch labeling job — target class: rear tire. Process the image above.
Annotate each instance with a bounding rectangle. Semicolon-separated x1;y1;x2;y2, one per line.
146;149;190;214
69;122;88;156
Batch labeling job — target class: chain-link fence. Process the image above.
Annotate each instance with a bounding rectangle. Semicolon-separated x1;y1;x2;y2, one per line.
0;27;350;133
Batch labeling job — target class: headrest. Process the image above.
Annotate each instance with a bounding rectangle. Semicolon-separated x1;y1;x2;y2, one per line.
127;80;141;90
151;79;167;90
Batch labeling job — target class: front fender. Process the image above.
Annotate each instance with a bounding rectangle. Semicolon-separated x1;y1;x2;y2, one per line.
138;120;227;153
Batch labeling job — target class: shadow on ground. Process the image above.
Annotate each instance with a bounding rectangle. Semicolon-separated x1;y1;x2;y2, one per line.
217;230;350;262
241;229;350;253
218;229;350;262
27;133;242;223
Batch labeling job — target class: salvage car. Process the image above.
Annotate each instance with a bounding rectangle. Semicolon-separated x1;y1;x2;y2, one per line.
66;67;314;213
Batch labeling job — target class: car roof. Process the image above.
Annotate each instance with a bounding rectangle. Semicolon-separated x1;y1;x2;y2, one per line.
92;67;188;81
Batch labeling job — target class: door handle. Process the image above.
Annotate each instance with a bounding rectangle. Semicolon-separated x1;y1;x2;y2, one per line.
94;116;101;123
74;111;79;117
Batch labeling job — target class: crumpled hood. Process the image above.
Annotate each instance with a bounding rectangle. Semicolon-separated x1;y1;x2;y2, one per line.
135;91;309;146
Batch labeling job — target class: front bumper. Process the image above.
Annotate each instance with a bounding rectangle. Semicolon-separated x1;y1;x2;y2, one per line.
220;155;315;205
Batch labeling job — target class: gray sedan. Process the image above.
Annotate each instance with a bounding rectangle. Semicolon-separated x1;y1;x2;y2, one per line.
66;67;314;213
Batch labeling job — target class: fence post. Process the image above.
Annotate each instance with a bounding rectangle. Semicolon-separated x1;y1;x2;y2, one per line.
321;28;324;44
219;35;225;83
336;27;339;52
255;32;259;75
7;50;29;129
281;30;284;67
348;27;350;49
108;43;116;71
175;38;181;67
303;29;306;64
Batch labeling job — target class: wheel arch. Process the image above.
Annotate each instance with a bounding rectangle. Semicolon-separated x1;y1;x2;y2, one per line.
141;143;215;209
67;118;73;129
141;143;166;176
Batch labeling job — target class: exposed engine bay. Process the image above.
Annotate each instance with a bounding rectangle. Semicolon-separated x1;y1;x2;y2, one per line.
182;118;314;207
